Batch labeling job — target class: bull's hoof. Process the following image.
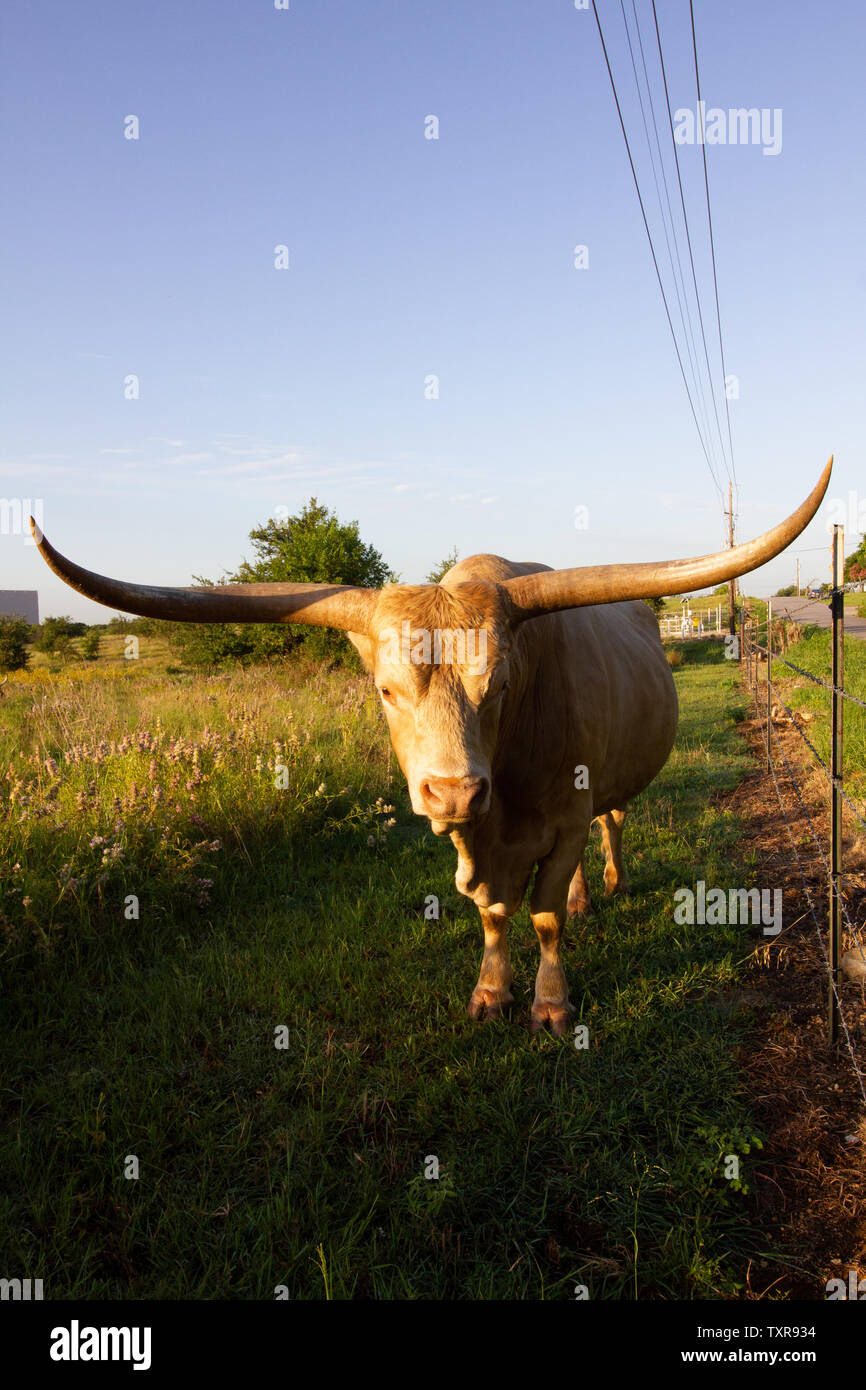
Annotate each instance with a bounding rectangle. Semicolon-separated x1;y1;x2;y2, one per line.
603;873;629;897
467;986;513;1021
567;892;592;917
529;1000;575;1037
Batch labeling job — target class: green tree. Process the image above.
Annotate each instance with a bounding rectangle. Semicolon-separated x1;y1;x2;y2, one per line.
160;621;258;669
643;595;666;616
845;534;866;586
81;629;101;661
163;499;391;667
37;616;78;655
0;615;31;671
426;546;460;584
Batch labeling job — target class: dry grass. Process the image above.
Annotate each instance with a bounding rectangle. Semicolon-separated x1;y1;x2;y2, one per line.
720;703;866;1297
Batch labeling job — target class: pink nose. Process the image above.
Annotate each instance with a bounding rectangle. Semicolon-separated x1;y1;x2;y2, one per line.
419;776;489;821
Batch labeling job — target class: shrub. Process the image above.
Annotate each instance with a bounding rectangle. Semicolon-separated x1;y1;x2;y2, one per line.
0;616;31;671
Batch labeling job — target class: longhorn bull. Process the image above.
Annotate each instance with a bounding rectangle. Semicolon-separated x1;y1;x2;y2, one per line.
31;459;831;1033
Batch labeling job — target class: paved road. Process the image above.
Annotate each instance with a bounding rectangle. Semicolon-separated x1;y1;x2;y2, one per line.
771;595;866;642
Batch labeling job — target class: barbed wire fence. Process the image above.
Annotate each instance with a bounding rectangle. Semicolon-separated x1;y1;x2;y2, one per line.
740;524;866;1108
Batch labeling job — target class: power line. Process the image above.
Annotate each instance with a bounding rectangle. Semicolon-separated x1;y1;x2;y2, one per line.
648;0;734;486
619;0;724;487
590;0;725;501
687;0;739;499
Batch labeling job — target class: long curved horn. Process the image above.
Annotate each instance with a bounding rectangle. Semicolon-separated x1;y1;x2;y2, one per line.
504;458;833;621
28;520;378;633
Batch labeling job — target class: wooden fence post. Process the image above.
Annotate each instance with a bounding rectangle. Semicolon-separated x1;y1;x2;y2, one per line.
766;598;773;768
829;525;844;1045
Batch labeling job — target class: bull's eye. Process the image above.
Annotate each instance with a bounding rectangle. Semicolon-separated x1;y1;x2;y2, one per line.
379;686;395;705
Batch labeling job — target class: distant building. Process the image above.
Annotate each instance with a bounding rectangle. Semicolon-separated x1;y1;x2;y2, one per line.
0;590;39;624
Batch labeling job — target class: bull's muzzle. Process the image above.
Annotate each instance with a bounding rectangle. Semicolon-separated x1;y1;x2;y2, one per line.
418;775;490;823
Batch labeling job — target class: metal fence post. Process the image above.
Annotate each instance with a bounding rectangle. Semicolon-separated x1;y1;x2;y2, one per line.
766;597;772;768
829;525;844;1046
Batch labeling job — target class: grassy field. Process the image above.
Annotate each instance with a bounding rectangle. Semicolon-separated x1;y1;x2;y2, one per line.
1;639;781;1299
764;625;866;806
23;629;175;676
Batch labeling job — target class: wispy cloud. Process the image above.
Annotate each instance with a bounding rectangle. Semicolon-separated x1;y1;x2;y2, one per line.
169;452;215;467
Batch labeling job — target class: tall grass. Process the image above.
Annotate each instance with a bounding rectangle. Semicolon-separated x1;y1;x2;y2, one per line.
768;625;866;804
1;642;780;1299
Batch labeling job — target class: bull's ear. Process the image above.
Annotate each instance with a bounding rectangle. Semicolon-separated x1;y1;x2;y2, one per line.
346;631;376;672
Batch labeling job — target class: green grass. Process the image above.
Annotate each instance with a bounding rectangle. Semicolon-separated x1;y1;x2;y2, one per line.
1;642;777;1299
23;631;176;675
766;625;866;806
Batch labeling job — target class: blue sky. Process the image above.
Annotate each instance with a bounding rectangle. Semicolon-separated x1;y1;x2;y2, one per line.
2;0;863;621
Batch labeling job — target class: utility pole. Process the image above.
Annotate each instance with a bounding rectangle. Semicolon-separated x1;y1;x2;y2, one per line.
726;480;737;636
796;557;800;596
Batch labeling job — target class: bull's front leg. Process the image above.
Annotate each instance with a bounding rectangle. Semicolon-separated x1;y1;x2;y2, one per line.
529;828;589;1036
467;907;514;1020
528;908;574;1036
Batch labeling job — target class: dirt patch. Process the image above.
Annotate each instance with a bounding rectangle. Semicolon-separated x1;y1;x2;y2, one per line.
718;695;866;1299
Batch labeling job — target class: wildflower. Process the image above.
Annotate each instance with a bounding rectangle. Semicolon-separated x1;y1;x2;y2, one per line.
385;817;396;827
22;896;32;908
316;782;326;796
89;836;106;847
44;757;58;776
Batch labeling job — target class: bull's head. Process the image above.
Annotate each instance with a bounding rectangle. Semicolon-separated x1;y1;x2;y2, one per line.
30;460;832;832
344;578;515;831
